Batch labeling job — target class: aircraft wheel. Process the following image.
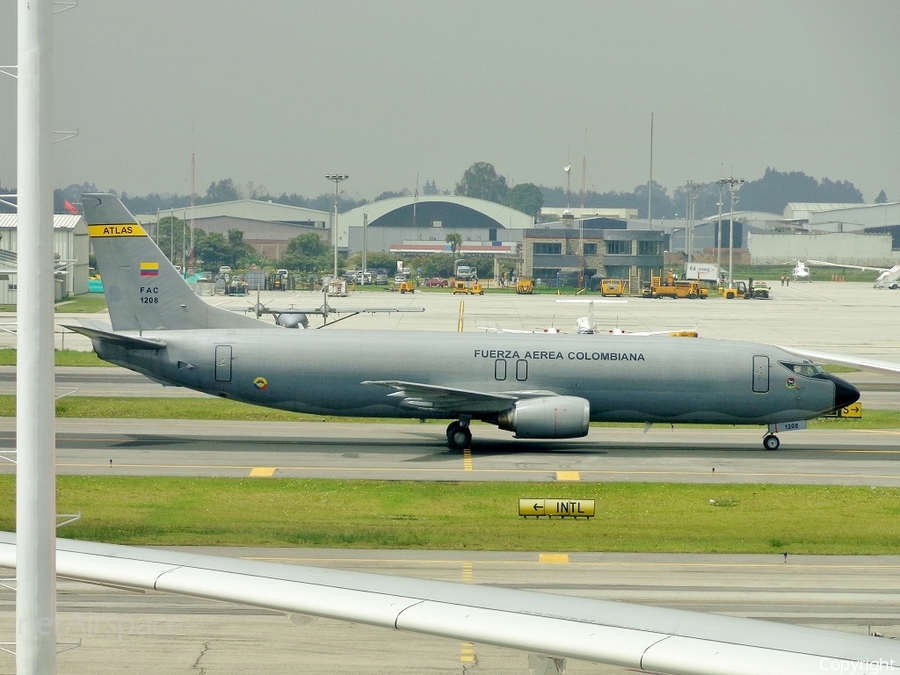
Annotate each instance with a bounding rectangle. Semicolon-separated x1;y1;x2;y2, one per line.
763;434;780;451
446;421;472;450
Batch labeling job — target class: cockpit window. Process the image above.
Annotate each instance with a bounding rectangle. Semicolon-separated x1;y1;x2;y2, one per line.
780;361;826;377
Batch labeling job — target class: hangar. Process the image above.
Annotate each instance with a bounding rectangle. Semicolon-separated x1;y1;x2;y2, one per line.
0;213;89;302
343;195;533;254
154;200;329;261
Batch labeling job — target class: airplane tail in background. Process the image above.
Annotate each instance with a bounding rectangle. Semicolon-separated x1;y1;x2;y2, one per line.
82;193;272;332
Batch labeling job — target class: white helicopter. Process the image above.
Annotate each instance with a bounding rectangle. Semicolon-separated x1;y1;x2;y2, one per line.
791;260;811;281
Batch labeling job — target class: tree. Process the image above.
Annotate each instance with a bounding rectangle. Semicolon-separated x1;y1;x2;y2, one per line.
445;233;462;255
194;232;232;271
281;233;331;273
202;178;242;204
375;189;411;201
875;190;888;204
455;162;509;204
738;168;862;215
508;183;543;216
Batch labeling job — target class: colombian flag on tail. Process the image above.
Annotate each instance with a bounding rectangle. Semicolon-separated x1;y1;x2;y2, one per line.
140;262;159;277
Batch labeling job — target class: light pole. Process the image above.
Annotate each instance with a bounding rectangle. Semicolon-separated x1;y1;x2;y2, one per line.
718;177;744;287
326;173;349;279
716;179;725;285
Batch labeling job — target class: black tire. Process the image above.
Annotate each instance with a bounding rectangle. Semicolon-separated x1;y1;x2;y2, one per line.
763;434;780;451
446;422;472;450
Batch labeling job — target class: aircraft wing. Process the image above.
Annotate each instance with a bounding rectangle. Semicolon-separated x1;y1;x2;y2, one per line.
777;346;900;376
806;260;889;273
0;534;896;674
362;380;555;413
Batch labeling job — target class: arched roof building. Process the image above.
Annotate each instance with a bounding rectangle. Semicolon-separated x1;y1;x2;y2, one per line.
342;195;533;255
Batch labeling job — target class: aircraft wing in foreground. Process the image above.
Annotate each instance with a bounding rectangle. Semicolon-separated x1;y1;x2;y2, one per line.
0;534;896;675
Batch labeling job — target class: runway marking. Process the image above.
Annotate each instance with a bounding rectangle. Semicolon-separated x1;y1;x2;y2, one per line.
460;563;476;665
463;449;473;471
47;462;900;483
248;467;277;477
538;553;569;564
247;555;900;572
556;470;581;481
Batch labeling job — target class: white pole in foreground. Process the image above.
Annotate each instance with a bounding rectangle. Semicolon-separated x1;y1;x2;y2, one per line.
16;0;58;673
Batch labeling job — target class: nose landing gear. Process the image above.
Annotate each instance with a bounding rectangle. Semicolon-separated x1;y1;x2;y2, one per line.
763;433;780;451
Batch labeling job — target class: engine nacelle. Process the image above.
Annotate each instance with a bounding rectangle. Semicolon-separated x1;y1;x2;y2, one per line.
497;396;590;439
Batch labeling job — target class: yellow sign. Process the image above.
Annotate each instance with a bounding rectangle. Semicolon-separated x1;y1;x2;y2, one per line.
88;223;148;237
518;499;595;518
824;402;862;418
841;402;862;418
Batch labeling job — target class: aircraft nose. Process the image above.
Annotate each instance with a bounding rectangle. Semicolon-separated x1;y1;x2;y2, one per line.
824;373;860;411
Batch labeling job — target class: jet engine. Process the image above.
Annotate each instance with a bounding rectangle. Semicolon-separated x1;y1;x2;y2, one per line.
497;396;590;439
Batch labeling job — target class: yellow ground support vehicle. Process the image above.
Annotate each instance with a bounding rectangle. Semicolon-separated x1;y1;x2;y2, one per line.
452;280;484;295
516;278;534;294
721;281;748;299
600;278;624;296
398;280;415;294
644;271;708;299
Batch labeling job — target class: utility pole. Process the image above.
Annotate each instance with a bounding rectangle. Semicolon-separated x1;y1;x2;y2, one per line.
647;112;654;230
325;174;349;279
718;176;744;288
685;180;698;264
716;179;725;286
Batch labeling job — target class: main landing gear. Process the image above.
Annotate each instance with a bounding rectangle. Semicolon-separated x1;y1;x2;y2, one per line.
446;418;472;450
762;433;780;451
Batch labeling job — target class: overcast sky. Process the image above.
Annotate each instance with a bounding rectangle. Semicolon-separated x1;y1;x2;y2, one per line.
1;1;899;203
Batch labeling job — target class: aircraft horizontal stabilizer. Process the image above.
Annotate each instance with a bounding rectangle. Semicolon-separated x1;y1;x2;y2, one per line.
63;323;167;350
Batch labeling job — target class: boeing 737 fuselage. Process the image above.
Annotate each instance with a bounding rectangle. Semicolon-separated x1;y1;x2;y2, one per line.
72;194;859;451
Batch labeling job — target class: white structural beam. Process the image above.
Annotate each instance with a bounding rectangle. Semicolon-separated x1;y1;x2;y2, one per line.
16;0;58;674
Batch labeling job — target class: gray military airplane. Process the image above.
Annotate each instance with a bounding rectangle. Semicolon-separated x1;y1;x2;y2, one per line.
72;193;859;451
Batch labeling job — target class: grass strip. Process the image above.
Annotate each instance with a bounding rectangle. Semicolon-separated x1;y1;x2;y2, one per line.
0;394;894;428
0;349;112;367
0;476;897;554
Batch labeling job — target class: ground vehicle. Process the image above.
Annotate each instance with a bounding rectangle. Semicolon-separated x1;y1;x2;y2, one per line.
600;278;624;296
355;271;373;285
453;280;483;295
516;278;534;294
327;278;349;297
455;265;477;281
722;281;749;299
425;277;448;287
218;265;232;274
749;280;770;299
645;271;708;299
398;280;415;294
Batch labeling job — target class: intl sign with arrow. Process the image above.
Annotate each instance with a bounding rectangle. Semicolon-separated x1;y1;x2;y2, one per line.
518;499;595;518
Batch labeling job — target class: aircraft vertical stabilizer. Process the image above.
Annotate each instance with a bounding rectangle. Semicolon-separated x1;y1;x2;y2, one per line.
82;193;272;331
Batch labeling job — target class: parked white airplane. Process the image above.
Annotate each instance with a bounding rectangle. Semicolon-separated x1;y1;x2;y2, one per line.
807;260;900;288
